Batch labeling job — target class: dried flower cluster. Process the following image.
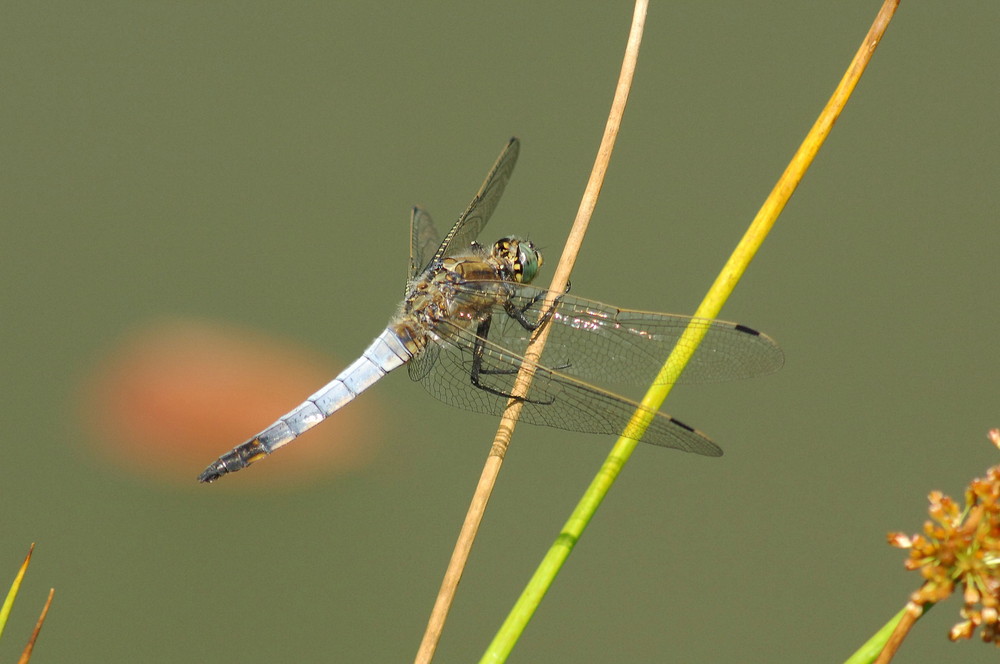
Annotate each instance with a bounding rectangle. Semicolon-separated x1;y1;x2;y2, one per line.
888;430;1000;645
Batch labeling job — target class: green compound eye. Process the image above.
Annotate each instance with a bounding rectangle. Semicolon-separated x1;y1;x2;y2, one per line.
516;241;542;284
493;236;542;283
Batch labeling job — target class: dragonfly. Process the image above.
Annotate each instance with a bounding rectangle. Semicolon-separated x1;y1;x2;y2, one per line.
198;137;783;483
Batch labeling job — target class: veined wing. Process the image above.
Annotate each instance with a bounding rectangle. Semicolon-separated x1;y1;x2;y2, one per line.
452;282;784;385
427;137;520;269
408;206;441;282
409;321;722;455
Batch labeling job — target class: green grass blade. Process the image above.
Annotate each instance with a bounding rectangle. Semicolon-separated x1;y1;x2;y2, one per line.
1;544;35;641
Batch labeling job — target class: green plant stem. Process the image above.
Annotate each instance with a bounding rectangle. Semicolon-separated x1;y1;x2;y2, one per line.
481;1;900;661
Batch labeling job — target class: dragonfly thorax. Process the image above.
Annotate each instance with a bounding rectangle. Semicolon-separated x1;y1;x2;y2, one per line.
491;236;542;284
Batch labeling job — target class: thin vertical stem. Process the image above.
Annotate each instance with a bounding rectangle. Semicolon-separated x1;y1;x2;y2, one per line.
413;2;649;661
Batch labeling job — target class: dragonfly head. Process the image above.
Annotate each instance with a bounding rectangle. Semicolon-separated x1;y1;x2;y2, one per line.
493;236;542;284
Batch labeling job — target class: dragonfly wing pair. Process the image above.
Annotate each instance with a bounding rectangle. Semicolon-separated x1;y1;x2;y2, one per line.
408;284;782;456
408;137;521;281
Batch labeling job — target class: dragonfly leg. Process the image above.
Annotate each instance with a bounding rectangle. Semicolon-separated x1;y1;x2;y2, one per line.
501;286;572;370
469;316;555;405
502;285;568;333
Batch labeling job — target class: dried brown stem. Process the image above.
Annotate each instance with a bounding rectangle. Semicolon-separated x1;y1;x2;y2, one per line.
413;1;648;661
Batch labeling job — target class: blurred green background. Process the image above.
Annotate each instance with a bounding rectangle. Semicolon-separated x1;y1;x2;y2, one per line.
4;2;999;662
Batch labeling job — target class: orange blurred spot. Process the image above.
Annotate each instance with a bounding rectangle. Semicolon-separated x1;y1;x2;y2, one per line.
78;318;380;488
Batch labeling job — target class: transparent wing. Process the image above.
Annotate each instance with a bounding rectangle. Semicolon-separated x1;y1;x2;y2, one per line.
451;283;784;385
409;206;441;281
408;321;722;455
430;137;520;265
